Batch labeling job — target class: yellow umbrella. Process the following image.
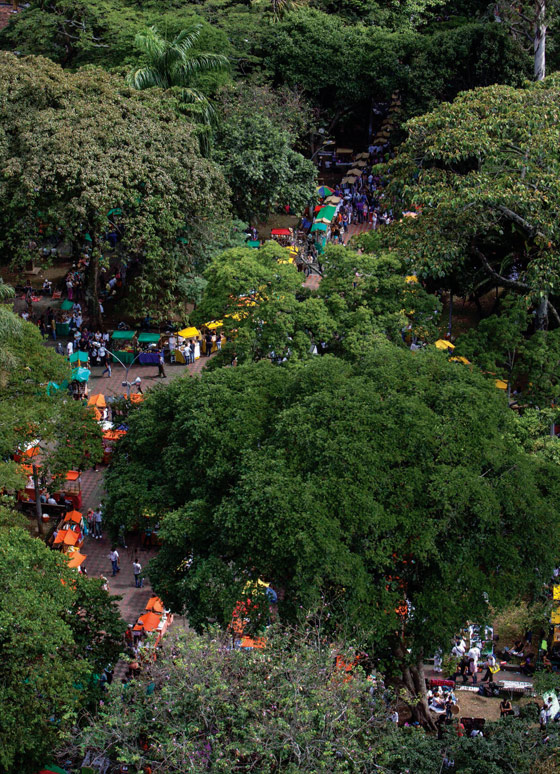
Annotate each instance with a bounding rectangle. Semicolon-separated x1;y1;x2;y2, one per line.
177;326;200;338
205;320;223;330
405;275;419;284
435;339;455;350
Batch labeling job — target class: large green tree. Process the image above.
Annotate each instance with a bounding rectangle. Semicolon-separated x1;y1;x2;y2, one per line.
63;628;560;773
0;52;231;322
384;74;560;325
104;343;560;724
0;307;102;531
0;525;125;774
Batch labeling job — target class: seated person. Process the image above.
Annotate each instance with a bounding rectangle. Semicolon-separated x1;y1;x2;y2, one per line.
500;698;514;717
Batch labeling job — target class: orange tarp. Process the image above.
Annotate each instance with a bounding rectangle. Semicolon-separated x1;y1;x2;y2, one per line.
103;430;126;441
67;552;86;568
240;636;266;649
88;394;106;408
66;471;80;482
136;612;162;632
54;529;80;546
63;510;83;524
145;596;164;613
125;393;144;403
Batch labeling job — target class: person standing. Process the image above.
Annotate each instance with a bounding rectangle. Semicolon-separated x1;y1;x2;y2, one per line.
109;548;120;576
93;507;103;539
132;559;143;588
482;652;497;683
157;352;166;379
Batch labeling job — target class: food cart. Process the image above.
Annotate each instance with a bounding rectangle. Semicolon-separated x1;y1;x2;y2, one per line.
110;330;137;365
137;332;162;364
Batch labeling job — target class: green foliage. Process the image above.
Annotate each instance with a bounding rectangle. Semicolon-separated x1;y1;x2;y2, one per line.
0;307;102;500
0;526;125;773
213;91;317;220
0;52;231;317
105;344;560;675
384;74;560;316
68;627;560;773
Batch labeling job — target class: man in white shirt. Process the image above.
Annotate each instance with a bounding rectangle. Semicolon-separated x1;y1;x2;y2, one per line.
132;559;143;588
109;548;120;576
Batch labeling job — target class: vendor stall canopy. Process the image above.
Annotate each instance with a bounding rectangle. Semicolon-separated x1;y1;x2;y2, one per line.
111;330;136;340
60;299;74;311
247;240;260;248
271;228;292;236
71;367;90;382
69;351;88;364
434;339;455;351
137;332;161;344
177;326;201;338
310;222;328;233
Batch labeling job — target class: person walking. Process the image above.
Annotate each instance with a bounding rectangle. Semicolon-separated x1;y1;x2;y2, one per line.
132;559;143;588
205;332;213;357
157;352;167;378
109;548;120;577
93;507;103;539
102;352;112;378
482;652;497;683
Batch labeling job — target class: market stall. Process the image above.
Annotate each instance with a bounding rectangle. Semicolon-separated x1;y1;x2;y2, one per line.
56;320;71;337
70;366;90;400
137;332;162;364
110;330;137;365
102;429;126;464
270;227;293;247
69;351;89;366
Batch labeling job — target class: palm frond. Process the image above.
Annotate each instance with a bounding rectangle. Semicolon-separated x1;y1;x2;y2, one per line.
174;25;204;53
172;54;229;86
128;66;169;90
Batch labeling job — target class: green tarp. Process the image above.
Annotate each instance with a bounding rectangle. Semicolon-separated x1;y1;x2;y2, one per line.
310;222;328;233
137;332;161;343
69;351;88;364
315;205;337;221
247;240;260;248
71;367;90;383
60;299;74;311
111;330;136;340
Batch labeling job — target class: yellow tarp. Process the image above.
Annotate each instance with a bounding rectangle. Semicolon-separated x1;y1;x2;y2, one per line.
551;608;560;624
495;379;508;391
205;320;223;330
435;339;455;351
177;327;201;339
449;356;471;365
405;275;419;284
553;585;560;601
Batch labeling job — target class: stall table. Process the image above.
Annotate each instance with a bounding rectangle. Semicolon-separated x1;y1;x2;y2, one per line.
111;330;136;364
138;352;160;364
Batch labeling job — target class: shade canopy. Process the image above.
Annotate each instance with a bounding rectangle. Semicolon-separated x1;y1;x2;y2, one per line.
348;168;363;176
63;510;83;524
271;228;291;236
111;330;136;340
341;175;357;184
205;320;223;330
310;222;328;233
137;332;161;343
60;299;74;311
336;147;353;155
316;205;337;221
71;367;90;382
247;240;260;248
69;351;89;364
177;326;200;339
54;530;80;546
67;552;86;568
145;596;164;613
137;612;162;632
449;356;471;365
434;339;455;351
88;393;106;408
495;379;508;390
324;196;342;205
316;185;334;197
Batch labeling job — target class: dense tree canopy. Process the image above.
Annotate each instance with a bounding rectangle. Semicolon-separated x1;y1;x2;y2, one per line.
0;52;231;319
0;525;125;774
384;75;560;323
104;342;560;718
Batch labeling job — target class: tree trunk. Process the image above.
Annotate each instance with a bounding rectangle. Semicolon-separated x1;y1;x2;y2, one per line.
536;294;548;330
534;0;546;81
86;240;102;329
32;464;43;537
394;641;437;731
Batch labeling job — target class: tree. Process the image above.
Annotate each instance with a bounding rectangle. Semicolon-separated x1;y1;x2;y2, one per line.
104;344;560;724
0;525;125;774
0;307;102;531
384;74;560;326
0;52;231;322
213;104;316;222
127;24;229;137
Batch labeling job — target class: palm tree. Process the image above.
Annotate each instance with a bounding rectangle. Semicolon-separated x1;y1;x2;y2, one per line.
128;25;229;130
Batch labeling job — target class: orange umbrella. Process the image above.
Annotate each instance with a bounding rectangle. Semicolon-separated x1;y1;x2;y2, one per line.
145;596;164;614
63;510;82;524
125;393;144;403
67;552;86;568
137;612;162;632
88;394;106;408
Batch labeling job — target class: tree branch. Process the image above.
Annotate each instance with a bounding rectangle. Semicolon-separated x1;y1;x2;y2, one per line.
497;205;543;238
472;247;531;292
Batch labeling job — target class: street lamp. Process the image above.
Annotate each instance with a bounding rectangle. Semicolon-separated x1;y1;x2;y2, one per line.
106;349;142;398
311;139;335;163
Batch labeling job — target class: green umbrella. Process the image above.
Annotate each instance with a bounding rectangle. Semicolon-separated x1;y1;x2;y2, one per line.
60;299;74;311
69;351;88;364
316;185;334;197
310;222;328;233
